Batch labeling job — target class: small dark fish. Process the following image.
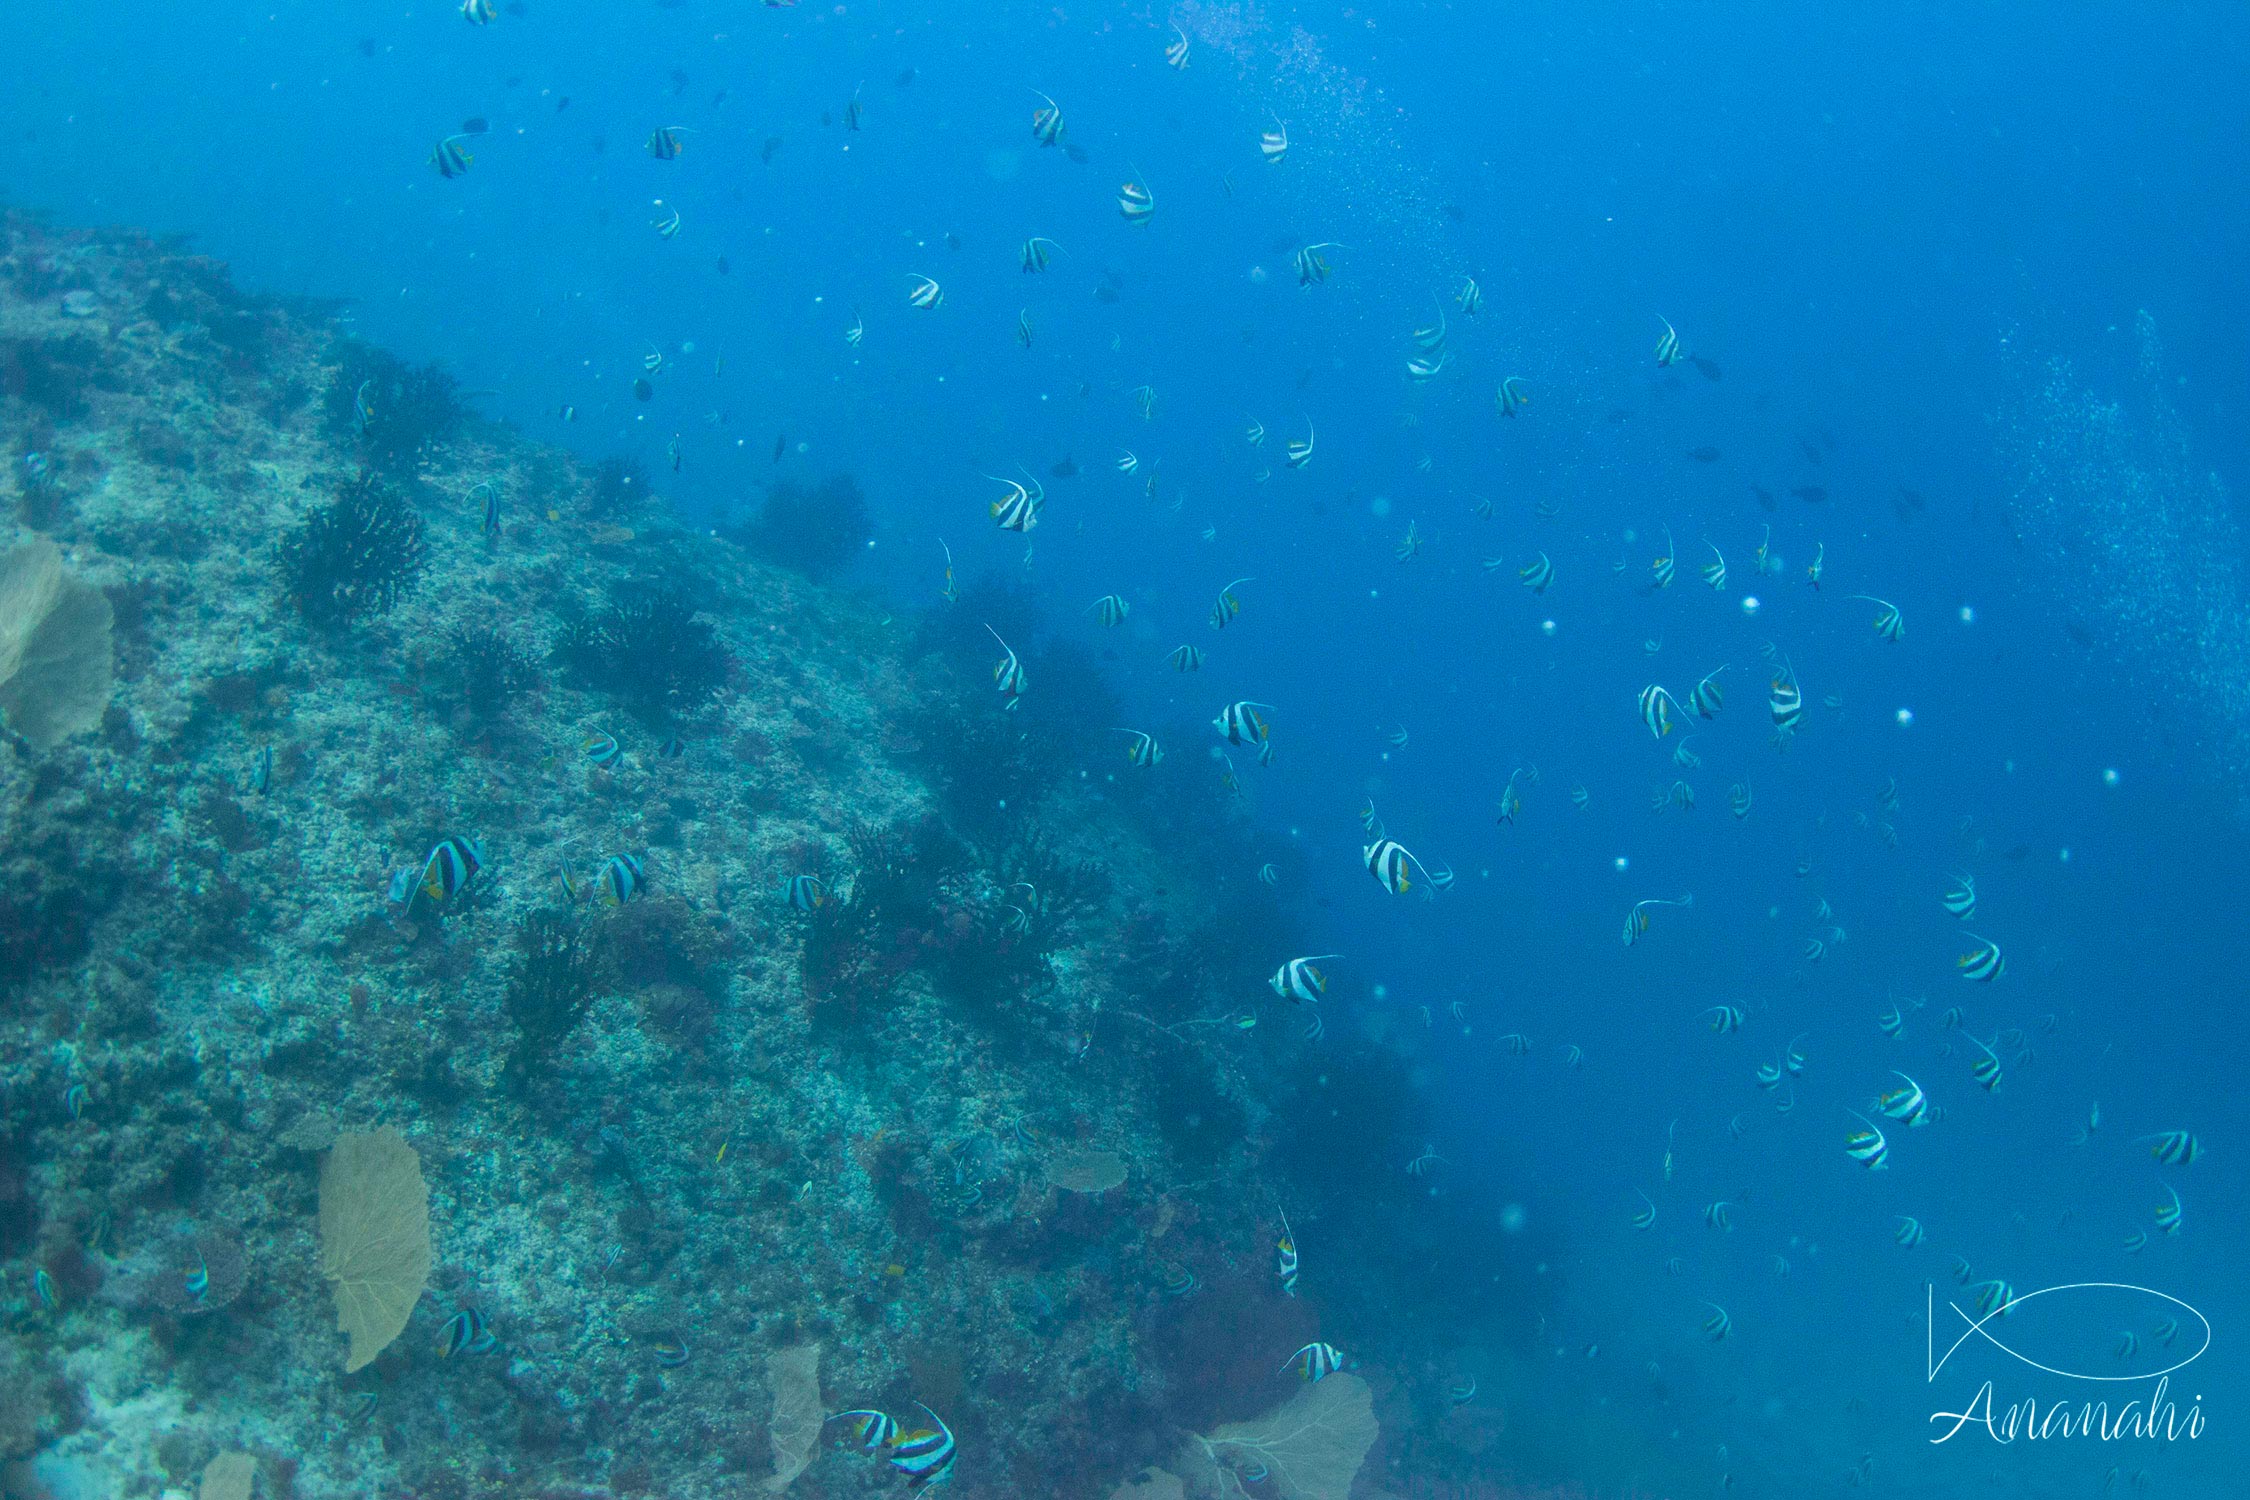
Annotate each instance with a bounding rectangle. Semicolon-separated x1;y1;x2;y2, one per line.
1049;455;1079;478
715;255;730;277
1441;203;1466;222
667;69;690;95
1295;367;1314;391
633;378;653;402
556;95;571;112
460;116;490;136
760;136;783;163
356;38;376;57
1791;486;1827;503
1093;284;1120;304
1752;485;1776;511
945;232;961;252
1799;440;1823;465
504;0;526;13
2003;843;2034;861
1606;408;1632;424
895;67;917;89
1688;354;1723;382
1687;446;1722;463
772;433;786;463
1062;142;1089;164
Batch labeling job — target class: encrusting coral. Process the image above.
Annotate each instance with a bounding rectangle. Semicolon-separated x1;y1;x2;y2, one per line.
0;212;1438;1497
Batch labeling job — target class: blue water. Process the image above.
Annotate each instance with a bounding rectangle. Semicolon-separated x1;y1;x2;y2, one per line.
7;2;2246;1494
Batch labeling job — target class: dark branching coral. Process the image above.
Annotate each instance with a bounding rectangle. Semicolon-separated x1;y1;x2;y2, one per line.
800;816;968;1006
443;623;541;721
554;587;728;724
324;343;461;475
587;456;648;517
504;910;604;1076
277;473;428;626
732;473;871;581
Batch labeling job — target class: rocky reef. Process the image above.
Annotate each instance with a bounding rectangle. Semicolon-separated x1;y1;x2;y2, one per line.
0;213;1490;1499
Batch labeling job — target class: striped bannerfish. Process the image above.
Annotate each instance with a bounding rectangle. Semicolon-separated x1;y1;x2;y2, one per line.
1701;543;1727;590
1030;91;1064;146
1395;521;1423;560
1638;684;1682;739
1769;669;1805;731
1942;875;1977;919
1285;421;1315;469
1156;1260;1199;1296
646;125;686;159
1622;894;1692;946
2156;1184;2183;1235
888;1405;957;1489
429;134;475;177
1269;955;1337;1004
461;0;497;21
417;836;485;910
1090;593;1128;626
907;275;944;310
1257;863;1277;886
1457;276;1483;315
1363;838;1430;895
1518;551;1555;592
1411;301;1446;349
1213;701;1271;745
1655;317;1684;366
1632;1192;1657;1230
1878;1073;1930;1126
1854;595;1905;641
1970;1279;2017;1319
1294;242;1341;287
1496;376;1529;416
1260;117;1288;163
1405;353;1448;382
652;203;682;239
650;1334;690;1367
832;1410;900;1453
1844;1112;1890;1170
656;735;685;761
845;311;865;348
1118;176;1156;224
1705;1005;1746;1034
1651;527;1677;588
439;1308;497;1357
1163;23;1190;68
1806;541;1825;589
1209;577;1252;628
1878;1002;1905;1038
1895;1216;1926;1248
600;853;645;905
1571;785;1590;811
1019;235;1060;272
1167;644;1205;672
1426;863;1456;893
1704;1200;1734;1231
584;732;624;768
1755;1060;1782;1090
985;626;1025;706
1359;801;1382;835
1276;1217;1299;1295
1244;417;1266;446
1701;1302;1732;1340
1116;729;1162;767
1966;1033;2004;1092
1729;782;1753;819
1957;935;2004;983
1284;1341;1347;1383
2140;1130;2201;1166
783;874;826;912
988;474;1040;531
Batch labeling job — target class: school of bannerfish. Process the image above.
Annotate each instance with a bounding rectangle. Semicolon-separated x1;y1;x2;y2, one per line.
422;8;2204;1489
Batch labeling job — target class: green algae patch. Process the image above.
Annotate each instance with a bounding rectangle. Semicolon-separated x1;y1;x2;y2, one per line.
317;1126;431;1373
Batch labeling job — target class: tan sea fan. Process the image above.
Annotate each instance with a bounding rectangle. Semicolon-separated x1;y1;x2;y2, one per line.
764;1342;823;1491
199;1451;257;1500
0;534;114;752
1189;1373;1377;1500
1045;1148;1127;1193
317;1126;432;1372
